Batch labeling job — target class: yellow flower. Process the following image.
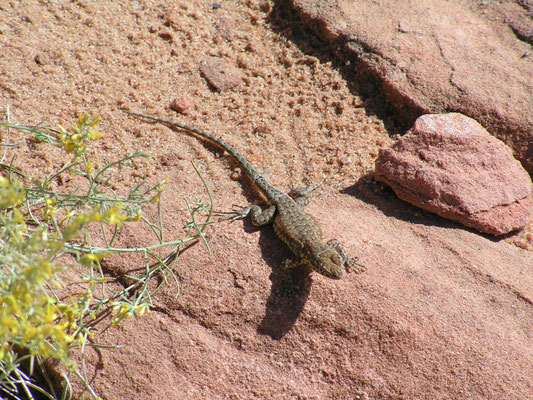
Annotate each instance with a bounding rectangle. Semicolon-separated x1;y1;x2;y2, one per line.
118;304;129;316
135;304;149;317
80;253;101;266
56;124;67;134
0;177;25;209
151;193;161;204
0;344;9;360
43;303;58;323
105;208;127;226
88;130;103;140
132;211;142;221
22;326;37;342
89;115;101;128
12;209;25;224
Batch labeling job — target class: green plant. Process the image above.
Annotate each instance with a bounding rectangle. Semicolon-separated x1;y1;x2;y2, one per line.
0;113;214;399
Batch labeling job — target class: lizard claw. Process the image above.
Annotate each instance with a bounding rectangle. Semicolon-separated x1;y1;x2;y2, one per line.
346;256;366;274
213;205;251;222
215;213;238;222
230;205;253;221
288;181;323;199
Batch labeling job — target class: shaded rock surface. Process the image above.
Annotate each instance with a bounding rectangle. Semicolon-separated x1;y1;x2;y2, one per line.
375;113;533;235
290;0;533;173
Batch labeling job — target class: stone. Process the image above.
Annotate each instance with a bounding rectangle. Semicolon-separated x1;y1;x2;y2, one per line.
375;113;533;235
169;95;194;115
214;16;233;41
199;56;242;92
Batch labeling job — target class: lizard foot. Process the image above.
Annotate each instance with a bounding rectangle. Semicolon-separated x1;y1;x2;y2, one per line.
345;256;366;274
216;203;276;226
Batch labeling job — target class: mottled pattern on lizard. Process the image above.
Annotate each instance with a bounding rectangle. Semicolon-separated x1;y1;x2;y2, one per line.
124;110;364;279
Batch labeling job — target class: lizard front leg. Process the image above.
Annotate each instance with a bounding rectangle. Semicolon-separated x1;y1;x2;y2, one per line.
288;182;322;209
233;204;276;226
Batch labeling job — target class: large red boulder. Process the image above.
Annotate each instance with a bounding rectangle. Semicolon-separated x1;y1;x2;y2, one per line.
375;113;533;235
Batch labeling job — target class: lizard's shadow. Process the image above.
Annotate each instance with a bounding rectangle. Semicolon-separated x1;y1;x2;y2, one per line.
241;220;312;340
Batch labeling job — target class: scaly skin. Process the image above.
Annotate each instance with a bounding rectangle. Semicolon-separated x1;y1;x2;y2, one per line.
124;110;364;279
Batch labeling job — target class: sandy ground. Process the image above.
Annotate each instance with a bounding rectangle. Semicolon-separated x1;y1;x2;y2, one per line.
0;1;390;189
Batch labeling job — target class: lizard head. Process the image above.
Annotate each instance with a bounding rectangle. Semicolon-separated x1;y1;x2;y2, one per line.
314;249;345;279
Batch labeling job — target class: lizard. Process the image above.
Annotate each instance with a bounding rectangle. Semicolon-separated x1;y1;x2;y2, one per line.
124;110;364;279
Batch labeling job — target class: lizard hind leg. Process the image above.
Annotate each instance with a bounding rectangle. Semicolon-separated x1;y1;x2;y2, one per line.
326;239;365;274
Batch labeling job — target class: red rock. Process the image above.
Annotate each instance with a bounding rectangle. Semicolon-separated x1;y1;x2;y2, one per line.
169;95;194;115
375;113;533;235
199;56;242;92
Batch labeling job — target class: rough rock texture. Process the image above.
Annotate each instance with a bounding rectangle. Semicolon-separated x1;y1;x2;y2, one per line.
1;1;532;399
375;113;533;235
289;0;533;173
487;0;533;43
